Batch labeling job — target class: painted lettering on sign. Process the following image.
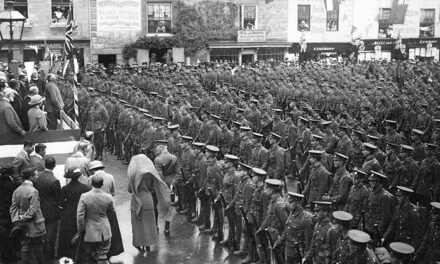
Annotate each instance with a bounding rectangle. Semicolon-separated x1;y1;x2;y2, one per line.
237;30;266;42
97;0;141;31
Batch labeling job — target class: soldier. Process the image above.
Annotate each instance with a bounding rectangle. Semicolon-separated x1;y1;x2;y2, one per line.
334;230;378;264
242;168;268;264
335;125;353;158
361;143;383;177
351;130;365;169
345;169;370;229
239;126;253;164
191;142;208;226
263;132;286;180
322;121;339;155
256;179;288;264
323;153;353;210
250;132;269;169
411;129;426;164
207;114;221;146
303;201;338;264
180;136;196;217
332;211;354;264
365;171;396;239
274;192;313;264
383;186;423;249
230;121;242;156
388;242;414;264
411;143;440;207
219;154;240;250
296;117;311;167
383;142;402;191
384;120;403;146
167;124;182;158
393;145;418;189
272;109;285;136
232;163;255;257
414;202;440;264
248;99;261;132
302;150;331;210
367;135;386;166
201;145;223;240
153;139;181;236
85;91;110;161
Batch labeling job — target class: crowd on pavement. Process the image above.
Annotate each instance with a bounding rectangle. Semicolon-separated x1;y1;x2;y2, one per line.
1;57;440;264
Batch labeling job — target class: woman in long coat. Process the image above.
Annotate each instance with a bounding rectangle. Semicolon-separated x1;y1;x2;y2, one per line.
57;168;90;258
127;154;173;252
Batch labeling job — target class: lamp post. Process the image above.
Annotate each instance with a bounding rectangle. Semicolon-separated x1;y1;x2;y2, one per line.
0;1;26;62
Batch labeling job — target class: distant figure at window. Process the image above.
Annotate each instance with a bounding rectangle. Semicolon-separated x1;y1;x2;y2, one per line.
53;6;66;24
156;21;166;33
298;20;309;31
245;21;254;30
378;29;386;38
386;25;393;38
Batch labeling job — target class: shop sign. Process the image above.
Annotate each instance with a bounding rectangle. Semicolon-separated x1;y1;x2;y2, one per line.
370;39;395;46
313;46;335;51
97;0;141;31
24;43;63;49
237;30;266;42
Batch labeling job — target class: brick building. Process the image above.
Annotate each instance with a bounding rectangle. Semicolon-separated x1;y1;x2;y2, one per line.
0;0;91;65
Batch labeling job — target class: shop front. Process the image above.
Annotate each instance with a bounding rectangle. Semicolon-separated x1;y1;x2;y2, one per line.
290;42;352;62
404;38;440;61
360;39;405;61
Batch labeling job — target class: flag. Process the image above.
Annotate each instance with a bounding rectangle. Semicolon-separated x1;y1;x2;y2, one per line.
64;3;74;59
324;0;338;12
390;0;408;24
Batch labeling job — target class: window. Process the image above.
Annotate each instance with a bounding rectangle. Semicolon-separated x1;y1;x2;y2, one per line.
298;5;310;31
420;9;435;37
51;0;71;25
326;6;339;31
257;48;285;62
241;6;256;29
5;0;28;19
210;49;239;64
147;3;172;34
378;8;392;38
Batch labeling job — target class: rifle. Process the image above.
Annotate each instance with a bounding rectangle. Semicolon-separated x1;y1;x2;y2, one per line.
265;228;282;264
361;210;366;232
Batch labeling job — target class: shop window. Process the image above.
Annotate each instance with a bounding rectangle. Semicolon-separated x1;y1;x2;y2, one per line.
51;0;70;25
420;9;435;37
147;3;172;34
326;6;339;31
378;8;392;38
240;6;256;30
298;5;310;31
210;49;239;64
257;48;285;62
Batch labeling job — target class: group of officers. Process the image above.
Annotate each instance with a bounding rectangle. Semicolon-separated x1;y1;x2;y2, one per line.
70;58;440;264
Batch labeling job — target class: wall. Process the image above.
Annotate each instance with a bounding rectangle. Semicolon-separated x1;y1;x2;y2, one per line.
352;0;440;39
287;0;354;43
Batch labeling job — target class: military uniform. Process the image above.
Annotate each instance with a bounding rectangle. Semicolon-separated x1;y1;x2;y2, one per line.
415;202;440;264
411;151;440;207
304;217;337;264
326;165;352;210
303;157;331;206
264;143;285;180
250;143;269;169
345;175;370;229
86;100;110;160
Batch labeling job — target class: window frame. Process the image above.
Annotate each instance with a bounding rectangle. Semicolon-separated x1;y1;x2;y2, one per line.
241;5;257;30
51;0;71;26
378;8;392;38
419;8;435;38
146;2;172;34
326;6;339;31
297;5;311;32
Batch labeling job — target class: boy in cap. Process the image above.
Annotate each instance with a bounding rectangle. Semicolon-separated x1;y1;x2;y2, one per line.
256;179;288;264
275;192;313;264
365;171;396;239
232;163;255;257
242;168;268;264
411;143;440;207
344;169;370;229
383;186;423;249
303;201;337;264
414;202;440;263
323;153;352;210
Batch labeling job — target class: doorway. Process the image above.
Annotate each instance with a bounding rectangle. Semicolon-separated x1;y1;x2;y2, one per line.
98;54;116;68
241;54;254;65
150;48;171;64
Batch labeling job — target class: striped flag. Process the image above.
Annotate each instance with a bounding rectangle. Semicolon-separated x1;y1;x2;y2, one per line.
63;2;79;127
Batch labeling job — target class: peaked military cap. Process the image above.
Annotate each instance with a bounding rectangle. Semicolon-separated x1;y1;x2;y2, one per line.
431;202;440;210
299;117;309;122
363;142;377;150
238;162;252;171
389;242;414;255
426;143;438;150
240;126;251;131
224;154;239;162
287;192;304;199
411;129;424;136
385;119;397;125
252;132;264;138
369;170;387;181
309;150;324;156
400;144;414;152
332;211;353;221
265;179;282;187
270;132;282;139
311;134;323;140
396;186;414;195
348;230;370;244
168;124;179;130
206;145;220;153
334;152;348;160
181;136;193;141
155;140;168;145
192;142;205;148
252;168;267;176
353;169;367;177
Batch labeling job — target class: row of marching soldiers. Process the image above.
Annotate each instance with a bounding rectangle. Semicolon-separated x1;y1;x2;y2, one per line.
151;127;439;264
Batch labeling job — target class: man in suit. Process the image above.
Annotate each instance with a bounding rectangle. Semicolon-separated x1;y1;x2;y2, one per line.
77;174;115;264
65;142;91;184
45;73;64;130
11;140;35;183
87;160;115;196
9;167;46;264
30;143;46;172
34;157;61;261
0;87;26;137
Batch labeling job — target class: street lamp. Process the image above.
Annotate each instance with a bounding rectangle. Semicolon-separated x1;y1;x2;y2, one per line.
0;1;26;62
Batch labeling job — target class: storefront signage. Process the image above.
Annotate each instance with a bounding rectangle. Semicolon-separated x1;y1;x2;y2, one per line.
237;30;266;42
313;46;335;51
97;0;141;31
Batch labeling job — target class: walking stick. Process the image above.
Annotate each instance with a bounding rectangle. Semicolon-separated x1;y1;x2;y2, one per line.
74;232;84;263
54;219;61;258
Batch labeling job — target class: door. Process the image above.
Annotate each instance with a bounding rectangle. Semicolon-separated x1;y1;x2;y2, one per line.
98;54;116;68
242;54;254;65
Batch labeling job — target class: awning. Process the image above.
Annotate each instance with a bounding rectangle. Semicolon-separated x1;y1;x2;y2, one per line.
207;41;292;49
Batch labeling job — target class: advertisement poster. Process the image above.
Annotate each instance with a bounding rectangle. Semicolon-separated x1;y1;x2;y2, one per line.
97;0;141;31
